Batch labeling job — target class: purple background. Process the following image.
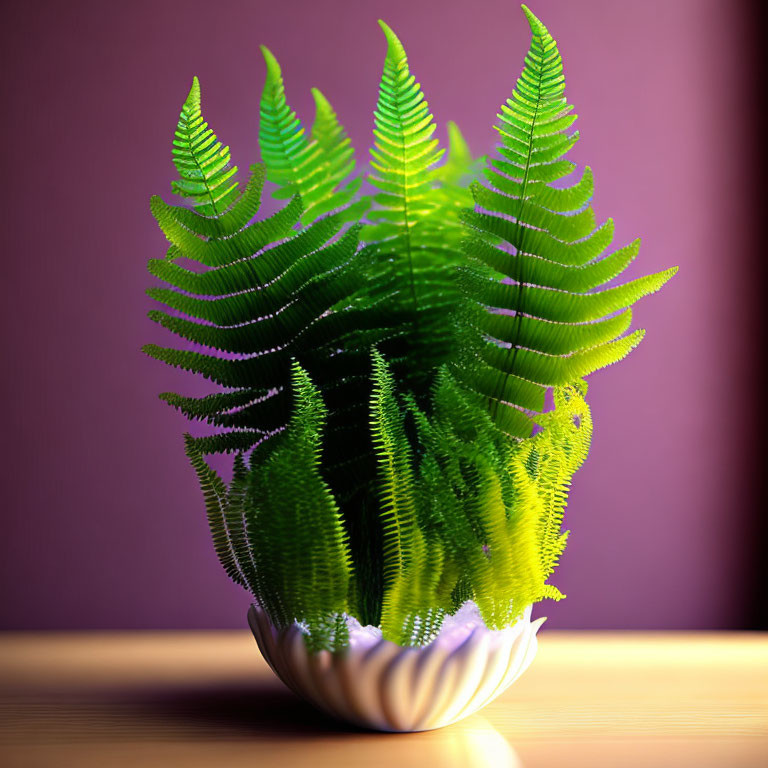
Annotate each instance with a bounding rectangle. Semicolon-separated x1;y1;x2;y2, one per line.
1;0;763;630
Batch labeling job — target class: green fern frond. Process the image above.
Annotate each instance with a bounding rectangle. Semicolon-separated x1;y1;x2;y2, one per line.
149;191;302;268
164;163;266;238
370;351;417;590
148;182;365;443
431;374;532;626
183;434;248;588
244;361;352;650
438;121;474;186
259;47;365;225
380;525;448;646
364;21;465;394
474;459;543;628
309;87;366;221
148;78;395;530
525;380;593;594
395;369;590;629
373;353;456;645
455;5;677;437
171;77;239;216
311;88;353;178
462;230;641;291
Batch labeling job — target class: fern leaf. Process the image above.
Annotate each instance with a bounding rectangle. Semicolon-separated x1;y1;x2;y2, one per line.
477;308;633;357
365;21;466;395
259;48;364;225
463;230;640;291
150;192;303;268
147;226;362;324
244;362;353;650
438;121;474;186
171;77;239;216
158;389;263;422
455;5;677;436
159;164;266;239
370;351;417;589
373;353;455;645
474;460;544;628
148;186;369;441
183;434;251;588
309;87;367;222
149;79;396;553
525;380;593;593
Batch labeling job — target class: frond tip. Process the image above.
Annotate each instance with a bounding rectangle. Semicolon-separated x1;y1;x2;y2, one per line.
171;77;239;216
377;19;408;63
521;4;548;36
259;47;363;224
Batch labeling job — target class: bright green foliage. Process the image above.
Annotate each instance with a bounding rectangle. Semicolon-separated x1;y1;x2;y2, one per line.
369;355;592;641
186;363;353;651
439;122;474;187
146;77;390;473
455;4;677;438
244;362;353;651
364;21;467;397
472;380;593;626
146;7;675;651
432;121;484;252
371;352;449;645
259;47;365;225
435;121;482;217
171;76;239;216
310;88;356;199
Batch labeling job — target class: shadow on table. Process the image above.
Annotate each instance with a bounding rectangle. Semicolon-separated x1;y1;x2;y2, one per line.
127;681;523;765
130;680;354;738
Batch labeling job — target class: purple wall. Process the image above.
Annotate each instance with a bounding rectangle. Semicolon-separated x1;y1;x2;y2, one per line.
1;0;761;629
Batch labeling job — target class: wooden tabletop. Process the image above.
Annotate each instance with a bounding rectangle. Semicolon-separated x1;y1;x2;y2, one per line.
1;630;766;767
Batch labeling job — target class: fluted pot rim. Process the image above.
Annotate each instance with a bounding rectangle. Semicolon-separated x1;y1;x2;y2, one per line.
248;600;545;732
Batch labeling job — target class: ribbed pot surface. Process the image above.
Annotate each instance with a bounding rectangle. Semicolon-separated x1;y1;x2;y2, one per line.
248;602;545;732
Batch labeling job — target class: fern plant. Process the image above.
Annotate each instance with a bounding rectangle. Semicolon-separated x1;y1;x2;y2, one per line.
145;5;675;648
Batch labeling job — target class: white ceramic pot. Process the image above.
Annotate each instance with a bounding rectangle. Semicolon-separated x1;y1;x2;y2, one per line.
248;601;545;732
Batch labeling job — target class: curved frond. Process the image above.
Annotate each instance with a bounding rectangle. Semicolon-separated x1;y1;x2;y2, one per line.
370;351;417;591
373;352;453;645
438;121;474;186
244;363;352;650
259;47;365;225
455;5;678;436
148;80;394;548
364;21;467;396
171;77;239;216
162;164;266;239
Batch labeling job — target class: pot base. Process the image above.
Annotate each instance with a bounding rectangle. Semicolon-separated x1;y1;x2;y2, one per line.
248;602;544;732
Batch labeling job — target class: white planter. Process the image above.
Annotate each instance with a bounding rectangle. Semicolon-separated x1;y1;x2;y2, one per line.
248;601;545;732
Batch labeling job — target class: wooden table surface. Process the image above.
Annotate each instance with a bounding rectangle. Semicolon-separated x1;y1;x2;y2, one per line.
1;631;766;767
